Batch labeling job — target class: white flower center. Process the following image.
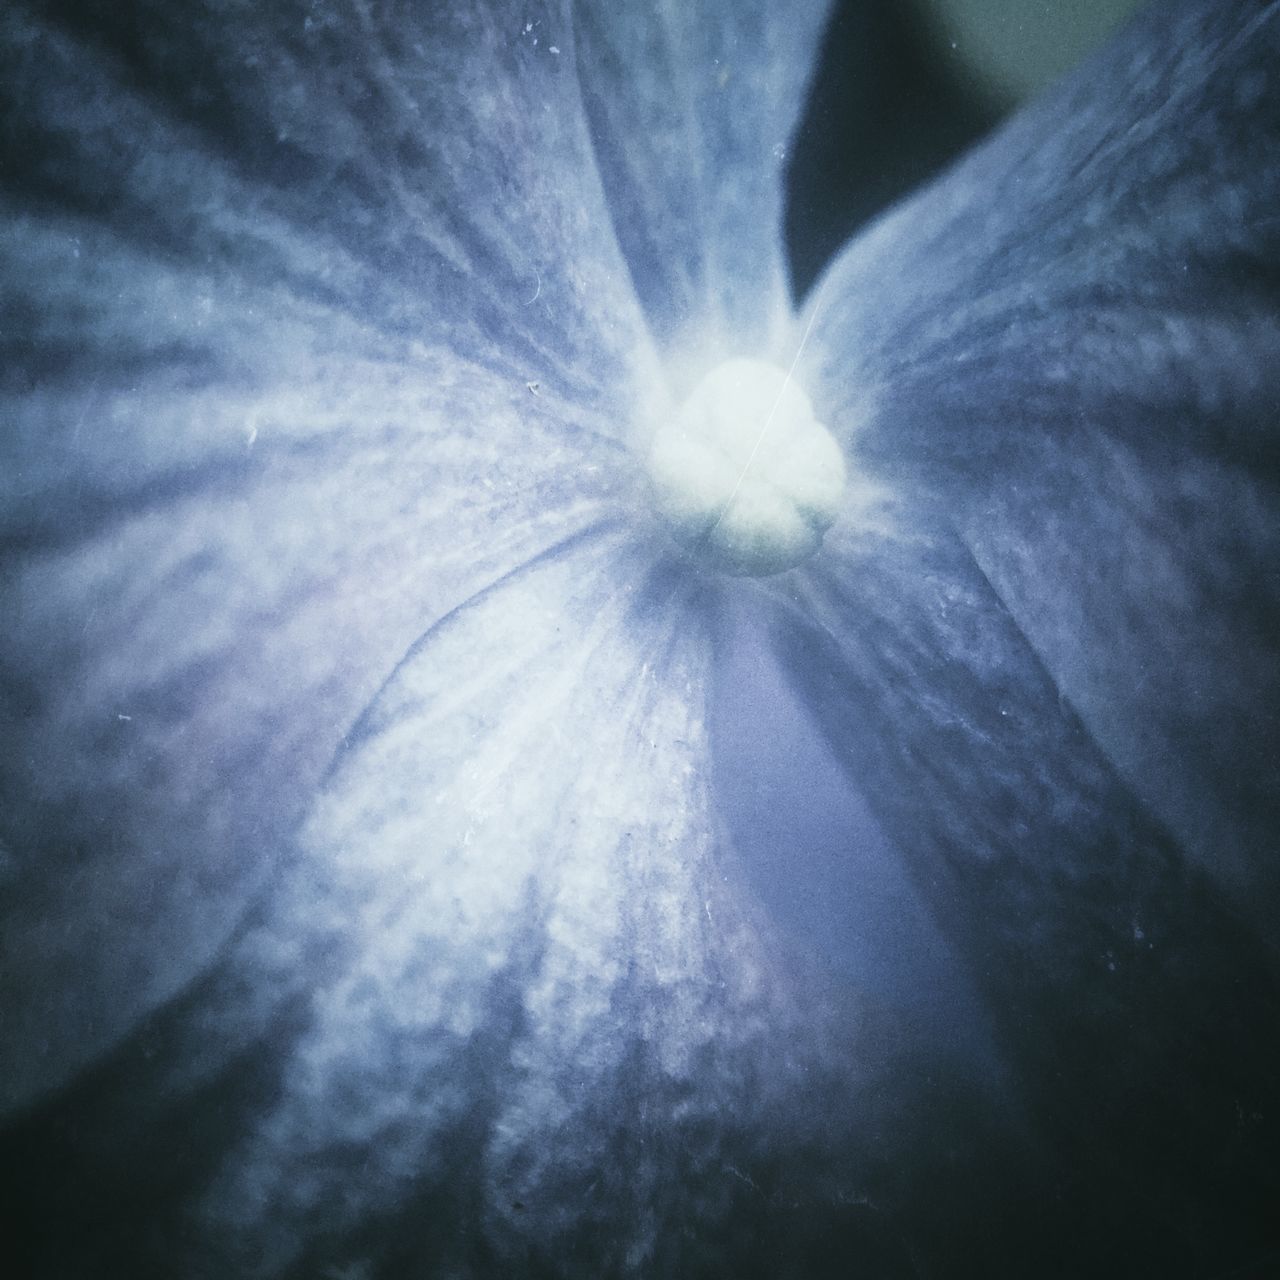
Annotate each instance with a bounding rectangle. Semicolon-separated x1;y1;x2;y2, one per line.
645;358;846;577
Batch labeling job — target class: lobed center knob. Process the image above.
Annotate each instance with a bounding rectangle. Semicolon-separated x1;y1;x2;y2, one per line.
645;358;846;577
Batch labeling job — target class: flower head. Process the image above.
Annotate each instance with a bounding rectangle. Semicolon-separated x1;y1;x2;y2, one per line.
1;0;1278;1276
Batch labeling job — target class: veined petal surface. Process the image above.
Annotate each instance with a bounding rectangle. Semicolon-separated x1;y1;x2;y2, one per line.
572;0;831;364
179;528;883;1276
803;0;1280;922
0;0;674;1112
776;510;1279;1267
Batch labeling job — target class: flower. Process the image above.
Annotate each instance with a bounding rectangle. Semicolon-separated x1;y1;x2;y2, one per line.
1;0;1277;1276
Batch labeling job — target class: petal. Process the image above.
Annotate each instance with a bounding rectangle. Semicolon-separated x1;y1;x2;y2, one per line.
804;0;1280;920
1;0;667;1114
777;510;1280;1270
573;0;832;361
166;529;868;1274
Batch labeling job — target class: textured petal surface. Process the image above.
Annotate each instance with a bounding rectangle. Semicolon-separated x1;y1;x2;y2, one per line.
573;0;831;365
775;508;1280;1271
0;0;670;1113
162;529;890;1276
802;0;1280;923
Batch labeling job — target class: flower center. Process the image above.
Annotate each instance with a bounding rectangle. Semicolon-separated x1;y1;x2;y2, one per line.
645;358;846;577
